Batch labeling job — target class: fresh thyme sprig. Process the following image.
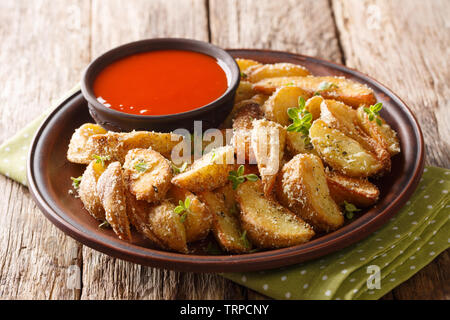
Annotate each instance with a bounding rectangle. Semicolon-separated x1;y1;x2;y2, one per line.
240;230;251;249
343;201;361;219
93;154;110;167
364;102;383;126
287;96;313;145
98;220;110;229
228;165;259;190
70;176;82;189
174;197;191;223
134;159;149;173
171;162;188;174
314;81;338;96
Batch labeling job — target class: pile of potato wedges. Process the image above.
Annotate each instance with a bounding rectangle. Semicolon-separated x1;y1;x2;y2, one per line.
66;58;400;254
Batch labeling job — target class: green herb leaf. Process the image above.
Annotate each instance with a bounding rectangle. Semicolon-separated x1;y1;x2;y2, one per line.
286;96;313;139
171;162;187;174
343;201;361;219
240;230;251;249
364;102;383;126
134;160;149;173
228;166;260;190
313;81;338;96
174;197;191;222
93;155;110;167
70;176;82;189
98;220;110;229
206;242;222;255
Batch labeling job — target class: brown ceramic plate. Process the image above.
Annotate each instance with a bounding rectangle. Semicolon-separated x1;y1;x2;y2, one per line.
27;49;424;272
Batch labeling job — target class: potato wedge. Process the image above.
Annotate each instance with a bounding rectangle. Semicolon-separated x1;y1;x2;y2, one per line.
253;76;376;107
124;190;167;248
251;119;286;196
356;106;400;156
262;86;311;126
236;58;262;73
67;123;107;164
305;95;324;120
96;162;131;241
247;63;310;83
78;160;106;220
80;131;183;164
320;99;391;171
123;148;172;202
310;120;384;177
222;94;268;128
147;200;187;253
325;170;379;207
198;189;251;253
167;185;212;242
276;154;343;232
232;103;263;163
236;180;314;248
234;81;255;103
285;131;317;156
171;146;235;192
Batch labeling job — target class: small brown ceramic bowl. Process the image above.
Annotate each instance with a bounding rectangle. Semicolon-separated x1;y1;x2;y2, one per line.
81;38;240;132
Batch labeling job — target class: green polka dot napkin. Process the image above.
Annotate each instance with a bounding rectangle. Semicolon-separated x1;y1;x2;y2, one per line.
0;85;448;300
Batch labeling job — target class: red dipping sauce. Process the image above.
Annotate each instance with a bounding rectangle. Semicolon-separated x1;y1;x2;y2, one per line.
93;50;229;116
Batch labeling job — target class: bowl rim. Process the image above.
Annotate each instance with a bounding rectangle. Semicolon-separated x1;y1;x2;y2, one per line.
80;38;240;120
28;49;425;273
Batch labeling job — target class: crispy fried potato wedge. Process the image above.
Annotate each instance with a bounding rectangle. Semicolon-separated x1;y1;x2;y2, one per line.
310;120;383;177
222;94;268;128
232;103;263;163
78;160;106;220
67;123;107;164
285;131;317;156
305;95;324;120
320;99;391;171
147;200;187;253
167;185;212;242
198;189;251;253
236;181;314;248
124;190;167;248
123;148;172;202
325;170;379;207
76;131;183;164
262;86;311;126
96;162;131;241
356;106;400;156
247;63;310;83
234;81;255;103
251;119;286;196
171;146;235;192
253;76;376;107
276;154;344;232
236;58;263;73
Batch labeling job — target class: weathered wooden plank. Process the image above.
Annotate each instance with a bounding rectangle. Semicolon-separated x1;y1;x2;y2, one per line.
80;0;245;300
332;0;450;300
0;0;91;299
209;0;343;62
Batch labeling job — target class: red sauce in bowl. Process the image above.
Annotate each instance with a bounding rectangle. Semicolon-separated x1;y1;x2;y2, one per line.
93;50;228;116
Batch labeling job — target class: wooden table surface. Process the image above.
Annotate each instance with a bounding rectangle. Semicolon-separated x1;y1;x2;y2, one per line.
0;0;448;300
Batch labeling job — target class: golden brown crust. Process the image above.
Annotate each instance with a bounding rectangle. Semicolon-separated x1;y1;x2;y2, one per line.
67;123;107;164
78;160;106;220
171;146;235;192
232;103;263;163
325;170;379;208
275;154;344;233
234;81;255;103
253;76;376;107
123;148;172;202
236;180;314;248
198;188;251;253
147;200;187;253
96;162;132;241
246;63;310;83
167;185;212;242
251;119;286;196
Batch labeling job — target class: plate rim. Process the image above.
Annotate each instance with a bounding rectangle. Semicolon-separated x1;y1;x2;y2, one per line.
27;49;425;272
